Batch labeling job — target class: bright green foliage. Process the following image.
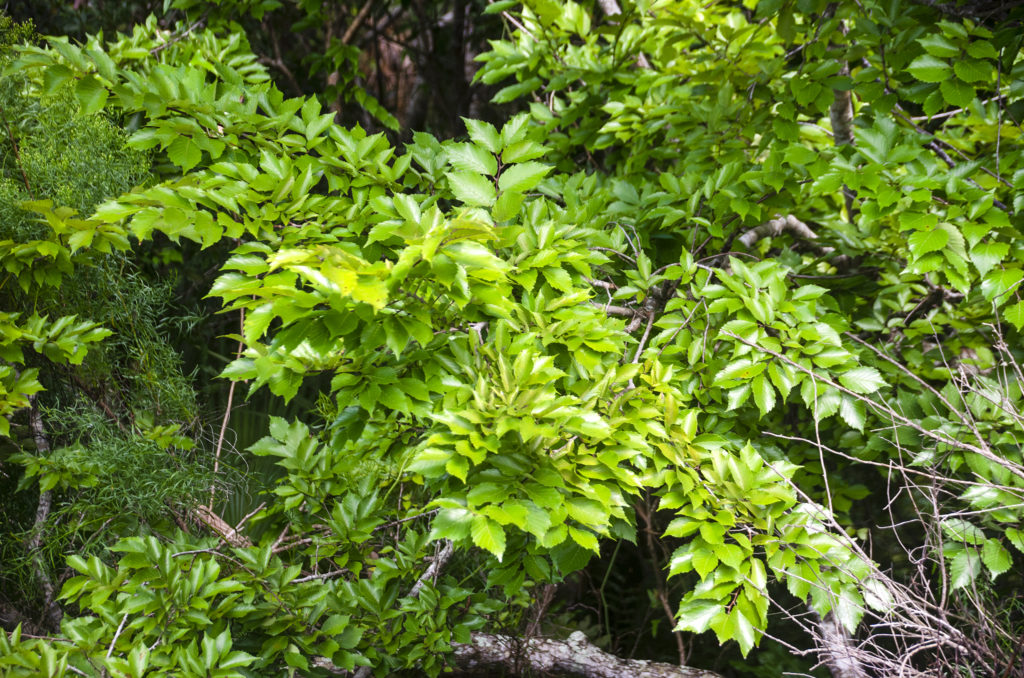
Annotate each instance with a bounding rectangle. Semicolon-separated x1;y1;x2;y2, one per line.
2;1;1024;675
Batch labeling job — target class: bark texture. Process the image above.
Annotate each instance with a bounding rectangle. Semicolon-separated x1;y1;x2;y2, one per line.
815;612;868;678
452;631;724;678
27;397;62;630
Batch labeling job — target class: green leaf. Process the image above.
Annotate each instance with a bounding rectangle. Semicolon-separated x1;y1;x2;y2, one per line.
446;171;496;207
462;118;501;153
838;367;885;394
493;190;525;221
970;241;1008;277
838;395;866;431
732;606;758;656
675;599;724;634
917;34;960;57
431;508;474;541
751;373;776;417
953;59;991;83
75;75;109;115
942;518;985;545
43;64;74;95
502;140;548;164
167;136;203;173
568;526;599;552
471;515;506;560
498;162;552;193
898;211;938;231
447;142;498;175
692;548;719;578
940;78;975;107
908;228;949;256
907;54;951;82
1006;528;1024;553
949;548;982;590
832;588;865;634
1002;300;1024;331
966;41;998;59
981;539;1012;578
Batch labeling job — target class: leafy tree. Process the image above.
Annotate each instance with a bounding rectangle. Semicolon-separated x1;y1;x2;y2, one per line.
2;1;1024;677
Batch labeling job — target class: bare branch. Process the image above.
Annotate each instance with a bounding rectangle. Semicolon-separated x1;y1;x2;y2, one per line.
452;631;724;678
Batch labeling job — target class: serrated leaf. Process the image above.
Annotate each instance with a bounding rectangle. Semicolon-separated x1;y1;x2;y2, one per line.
970;241;1008;277
838;395;866;431
942;518;985;545
940;78;975;107
675;599;724;634
445;171;496;207
501;140;547;163
898;211;938;231
981;539;1012;578
907;54;951;82
43;64;74;95
498;161;552;193
462;118;501;153
1002;300;1024;331
167;136;202;173
568;526;599;552
863;578;895;612
908;228;949;256
966;41;997;60
751;373;775;417
949;548;982;590
493;190;524;221
447;143;497;175
471;515;506;560
953;59;991;83
917;34;960;57
833;588;865;634
838;366;885;394
732;606;758;656
431;508;473;541
75;75;109;116
692;548;719;578
1006;528;1024;553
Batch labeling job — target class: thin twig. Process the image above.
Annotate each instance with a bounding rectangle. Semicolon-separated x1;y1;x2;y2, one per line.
209;309;245;509
721;331;1024;482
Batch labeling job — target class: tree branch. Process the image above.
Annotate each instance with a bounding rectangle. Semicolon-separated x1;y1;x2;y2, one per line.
26;397;62;630
814;611;869;678
451;631;724;678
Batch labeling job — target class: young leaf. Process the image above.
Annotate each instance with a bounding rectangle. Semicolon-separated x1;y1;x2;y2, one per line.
981;539;1012;578
498;162;552;193
838;367;885;394
907;54;951;82
447;143;498;175
751;373;776;417
462;118;501;153
908;228;949;256
167;136;203;173
471;515;506;560
75;75;109;115
949;548;982;590
446;171;496;207
940;78;975;107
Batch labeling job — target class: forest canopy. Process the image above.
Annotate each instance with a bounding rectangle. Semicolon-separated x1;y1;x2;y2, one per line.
1;1;1024;676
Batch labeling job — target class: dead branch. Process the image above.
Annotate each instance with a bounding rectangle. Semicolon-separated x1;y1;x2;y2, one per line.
191;504;252;548
814;612;869;678
738;215;853;270
26;397;62;631
451;631;724;678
